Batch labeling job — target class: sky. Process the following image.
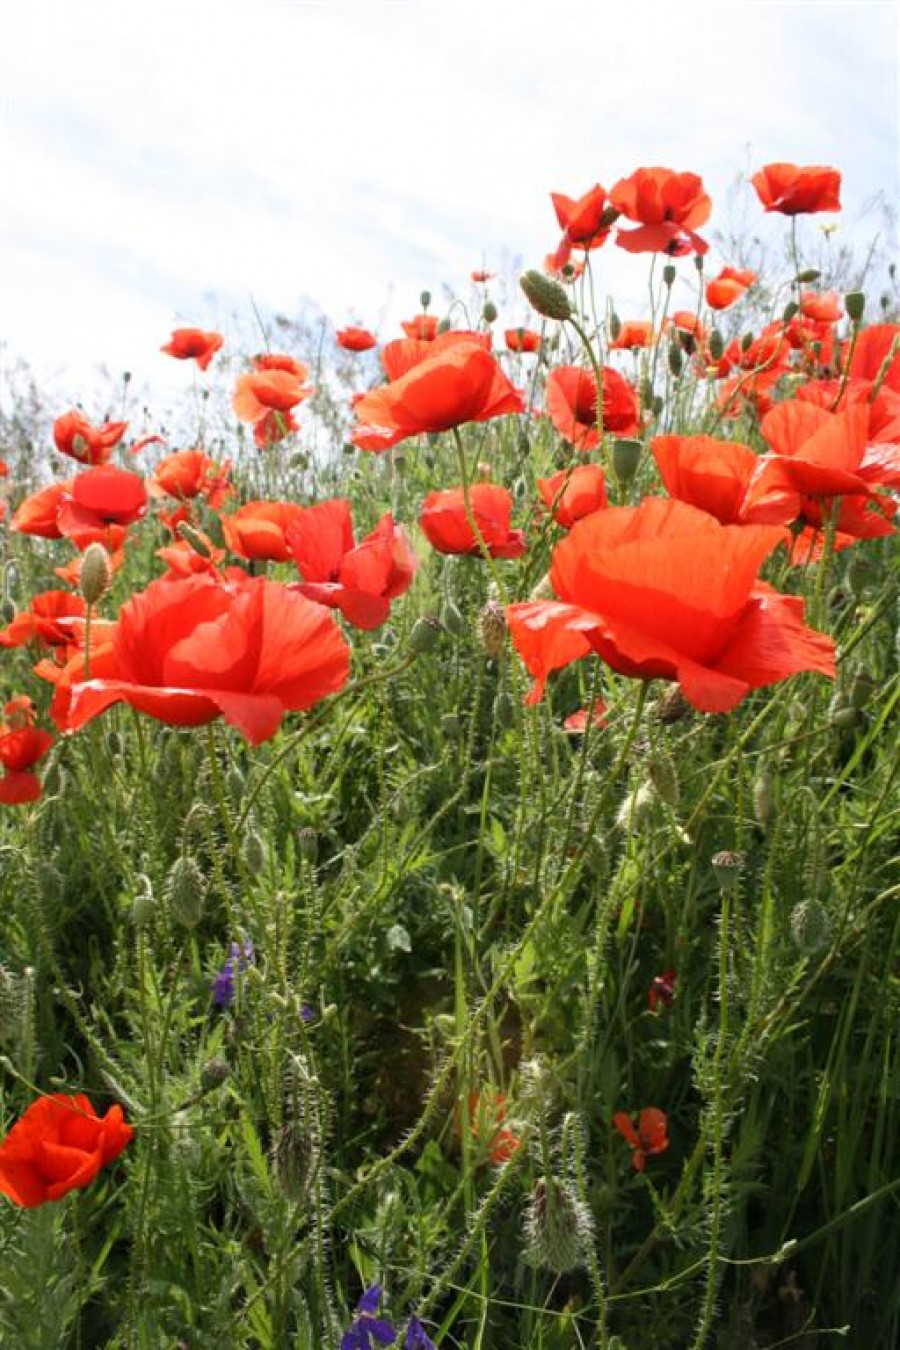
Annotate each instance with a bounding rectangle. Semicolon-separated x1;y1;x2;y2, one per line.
0;0;897;415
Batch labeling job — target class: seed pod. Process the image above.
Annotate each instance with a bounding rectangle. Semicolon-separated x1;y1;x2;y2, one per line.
844;291;865;323
166;856;205;929
478;600;507;660
711;850;745;891
408;615;442;655
520;270;573;322
200;1058;229;1092
297;826;318;864
613;437;642;486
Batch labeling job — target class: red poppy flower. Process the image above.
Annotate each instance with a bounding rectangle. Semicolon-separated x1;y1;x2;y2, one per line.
651;435;782;526
401;315;439;342
551;184;614;251
649;969;677;1012
52;573;351;746
471;270;496;283
610;167;711;256
151;449;233;509
254;409;300;449
563;700;607;733
0;590;88;650
537;464;608;529
506;497;835;712
157;532;227;578
848;323;900;393
380;330;491;383
221;500;309;562
53;412;128;466
505;327;542;354
420;484;526;559
545;366;640;451
464;1090;520;1165
751;163;842;216
4;696;36;729
161;328;224;371
0;725;55;804
336;326;378;352
705;267;756;311
232;369;313;423
668;311;707;349
352;338;523;453
56;467;148;547
0;1094;133;1206
612;1108;669;1171
799;292;842;325
286;498;418;629
609;320;654;350
251;353;308;377
10;481;73;539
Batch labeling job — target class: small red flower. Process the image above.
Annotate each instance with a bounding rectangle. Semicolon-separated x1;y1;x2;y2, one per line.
799;291;842;325
563;701;607;733
648;969;677;1012
545;365;640;451
0;590;87;651
420;484;525;559
151;449;233;510
613;1108;669;1171
551;184;614;251
232;368;313;424
609;320;654;351
251;353;307;377
0;1094;133;1206
56;467;148;546
537;464;608;529
53;412;128;466
465;1090;520;1165
10;481;73;539
705;267;756;312
160;328;224;371
222;500;309;562
401;315;439;342
336;326;378;352
505;327;542;354
751;163;842;216
0;725;54;805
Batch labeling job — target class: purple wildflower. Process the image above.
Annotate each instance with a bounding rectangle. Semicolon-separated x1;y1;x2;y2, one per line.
210;936;254;1009
340;1285;396;1350
405;1315;437;1348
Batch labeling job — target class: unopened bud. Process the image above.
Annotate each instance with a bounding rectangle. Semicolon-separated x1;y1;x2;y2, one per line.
420;290;432;310
437;318;452;334
524;1176;594;1274
408;615;442;655
662;264;677;288
177;523;213;559
753;764;776;830
520;270;573;322
790;898;831;954
0;599;15;625
200;1058;229;1091
844;291;865;323
612;438;642;486
667;343;683;377
494;690;514;728
297;827;318;864
795;268;821;284
608;312;622;341
782;301;799;324
440;599;465;636
166;856;205;929
131;874;156;927
243;829;266;875
708;329;725;362
482;300;498;324
80;543;112;604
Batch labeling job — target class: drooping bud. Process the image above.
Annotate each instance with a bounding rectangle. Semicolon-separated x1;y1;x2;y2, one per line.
520;270;573;322
655;687;692;724
524;1176;594;1274
166;855;206;929
612;438;642;486
795;268;821;284
844;291;865;323
271;1054;320;1202
478;600;507;660
740;331;754;352
440;599;465;637
79;543;112;605
494;690;514;728
662;264;677;288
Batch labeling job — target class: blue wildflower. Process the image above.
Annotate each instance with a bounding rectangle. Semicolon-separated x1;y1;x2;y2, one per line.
340;1285;396;1350
210;936;254;1008
405;1315;437;1348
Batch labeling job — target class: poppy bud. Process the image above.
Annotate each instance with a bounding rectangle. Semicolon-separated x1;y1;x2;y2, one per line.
436;318;452;335
440;599;465;636
667;343;683;378
708;329;725;361
420;290;431;309
177;523;214;559
0;965;27;1047
693;253;705;273
740;331;754;353
482;301;498;324
297;826;318;864
408;615;442;655
648;752;679;805
752;765;776;829
711;849;745;891
478;600;507;660
243;829;266;875
520;270;573;322
200;1058;229;1092
830;704;861;731
612;438;642;486
662;264;677;288
844;291;865;323
166;856;205;929
782;301;799;324
0;599;15;625
608;312;622;341
795;269;821;284
790;898;831;954
655;687;691;724
131;874;156;927
79;543;112;604
524;1175;594;1274
226;767;245;801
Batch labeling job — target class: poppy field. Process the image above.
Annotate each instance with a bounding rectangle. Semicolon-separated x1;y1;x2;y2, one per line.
1;161;899;1348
